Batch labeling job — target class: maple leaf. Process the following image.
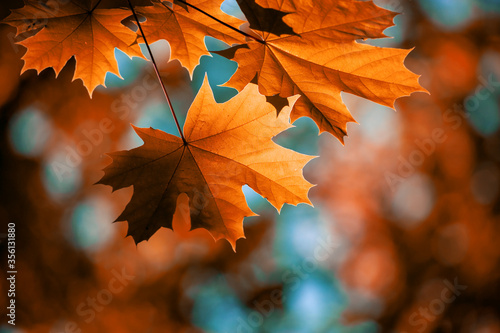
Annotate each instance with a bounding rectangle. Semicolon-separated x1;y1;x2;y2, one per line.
1;0;144;95
218;0;425;142
235;0;296;36
97;78;314;249
136;0;246;73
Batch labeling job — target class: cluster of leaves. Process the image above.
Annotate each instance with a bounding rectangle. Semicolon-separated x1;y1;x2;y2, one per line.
1;0;423;249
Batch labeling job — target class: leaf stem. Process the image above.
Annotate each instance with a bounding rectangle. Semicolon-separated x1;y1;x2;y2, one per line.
126;0;187;145
173;0;265;45
90;0;104;12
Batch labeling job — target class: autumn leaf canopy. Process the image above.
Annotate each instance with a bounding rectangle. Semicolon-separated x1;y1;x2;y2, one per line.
1;0;424;139
0;0;426;248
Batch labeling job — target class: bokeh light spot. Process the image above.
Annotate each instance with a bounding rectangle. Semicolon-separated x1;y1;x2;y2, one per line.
67;196;115;252
8;106;51;157
391;173;435;227
42;151;82;200
465;90;500;136
418;0;474;29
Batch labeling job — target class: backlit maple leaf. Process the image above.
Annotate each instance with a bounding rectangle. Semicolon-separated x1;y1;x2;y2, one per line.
219;0;425;142
136;0;246;73
97;78;314;249
1;0;144;95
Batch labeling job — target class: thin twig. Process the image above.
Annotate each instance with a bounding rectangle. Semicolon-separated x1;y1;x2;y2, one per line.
126;0;187;144
173;0;265;45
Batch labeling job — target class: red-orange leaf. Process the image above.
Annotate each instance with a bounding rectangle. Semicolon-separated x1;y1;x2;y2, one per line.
98;78;314;249
220;0;425;142
136;0;246;73
1;0;144;95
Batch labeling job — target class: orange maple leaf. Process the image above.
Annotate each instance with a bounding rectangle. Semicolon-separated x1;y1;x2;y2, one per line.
136;0;246;73
97;78;314;249
1;0;144;95
219;0;425;142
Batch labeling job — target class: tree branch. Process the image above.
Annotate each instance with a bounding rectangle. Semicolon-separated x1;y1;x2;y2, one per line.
126;0;187;145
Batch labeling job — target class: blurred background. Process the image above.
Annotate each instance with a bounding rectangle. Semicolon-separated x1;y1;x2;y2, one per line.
1;0;500;332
